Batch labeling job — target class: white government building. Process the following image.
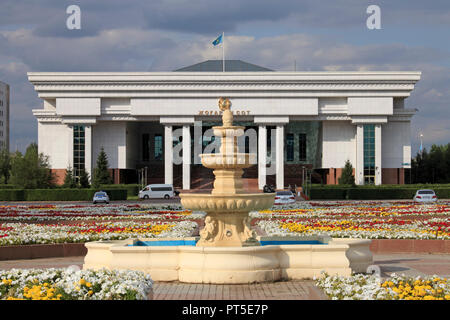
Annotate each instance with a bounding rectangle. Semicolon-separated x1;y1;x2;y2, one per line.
0;81;9;151
28;60;421;190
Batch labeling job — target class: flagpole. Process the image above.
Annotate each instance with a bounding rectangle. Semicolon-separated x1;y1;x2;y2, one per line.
222;32;225;72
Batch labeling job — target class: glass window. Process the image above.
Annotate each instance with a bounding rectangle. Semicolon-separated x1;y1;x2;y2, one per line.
266;126;275;159
142;134;150;161
202;126;217;154
244;136;250;154
286;133;294;161
151;187;173;192
154;134;163;161
363;124;375;185
418;190;434;195
299;133;307;161
73;126;85;179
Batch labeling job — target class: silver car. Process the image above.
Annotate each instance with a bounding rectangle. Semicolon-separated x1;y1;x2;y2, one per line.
93;191;110;204
413;189;437;203
274;191;296;205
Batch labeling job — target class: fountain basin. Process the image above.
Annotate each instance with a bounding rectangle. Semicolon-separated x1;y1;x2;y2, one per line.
131;235;331;247
83;236;373;284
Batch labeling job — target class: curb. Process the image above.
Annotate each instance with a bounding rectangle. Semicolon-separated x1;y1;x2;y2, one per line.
370;239;450;254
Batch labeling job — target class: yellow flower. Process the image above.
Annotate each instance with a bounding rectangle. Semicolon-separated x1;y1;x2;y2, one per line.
86;282;92;288
79;279;86;286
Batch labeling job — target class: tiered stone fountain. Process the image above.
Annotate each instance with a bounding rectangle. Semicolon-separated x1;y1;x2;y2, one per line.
83;98;373;284
179;97;275;247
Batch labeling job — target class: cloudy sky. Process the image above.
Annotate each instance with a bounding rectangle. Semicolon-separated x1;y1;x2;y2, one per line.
1;0;449;154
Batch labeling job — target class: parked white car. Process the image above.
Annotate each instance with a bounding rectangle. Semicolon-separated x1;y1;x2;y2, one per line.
274;191;296;205
93;191;110;204
413;189;437;203
139;184;175;199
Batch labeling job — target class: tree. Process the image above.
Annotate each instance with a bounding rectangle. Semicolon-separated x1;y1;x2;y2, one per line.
78;167;90;188
10;143;55;188
92;147;112;188
0;148;11;184
338;160;355;186
62;166;77;188
410;143;450;183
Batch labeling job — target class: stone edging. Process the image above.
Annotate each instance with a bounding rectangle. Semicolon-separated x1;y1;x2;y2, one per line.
0;243;87;261
370;239;450;254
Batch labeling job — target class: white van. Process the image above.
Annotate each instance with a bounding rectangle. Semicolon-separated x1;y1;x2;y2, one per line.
139;184;175;199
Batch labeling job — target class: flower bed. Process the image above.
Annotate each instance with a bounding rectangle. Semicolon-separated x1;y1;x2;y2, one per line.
0;220;197;246
0;268;153;300
254;201;450;240
257;217;449;240
1;201;449;244
315;273;450;300
251;200;450;219
0;204;204;222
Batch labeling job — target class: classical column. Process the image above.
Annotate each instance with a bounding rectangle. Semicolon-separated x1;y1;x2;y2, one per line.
258;125;267;189
276;125;284;190
355;124;364;185
182;125;191;190
85;125;92;180
164;125;173;185
67;125;73;169
375;124;382;185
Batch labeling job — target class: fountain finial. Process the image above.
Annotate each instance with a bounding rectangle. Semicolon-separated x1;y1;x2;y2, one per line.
218;97;231;111
219;97;233;126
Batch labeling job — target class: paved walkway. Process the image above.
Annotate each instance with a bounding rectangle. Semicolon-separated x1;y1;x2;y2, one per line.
1;253;448;300
152;280;327;300
374;253;450;278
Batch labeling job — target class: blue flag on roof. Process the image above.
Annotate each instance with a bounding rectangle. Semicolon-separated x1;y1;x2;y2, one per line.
212;34;223;46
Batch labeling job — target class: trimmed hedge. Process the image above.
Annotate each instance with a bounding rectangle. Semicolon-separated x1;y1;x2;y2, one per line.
0;185;18;190
434;188;450;199
309;186;450;200
0;189;127;201
309;188;349;200
346;188;416;200
99;184;140;197
311;184;450;189
0;189;25;201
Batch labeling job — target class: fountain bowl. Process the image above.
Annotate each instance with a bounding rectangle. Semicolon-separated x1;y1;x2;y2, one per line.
180;193;275;213
200;153;257;169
